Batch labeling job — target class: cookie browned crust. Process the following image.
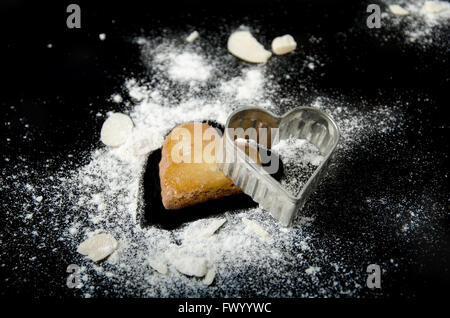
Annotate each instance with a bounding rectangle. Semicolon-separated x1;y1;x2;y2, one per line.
159;122;242;210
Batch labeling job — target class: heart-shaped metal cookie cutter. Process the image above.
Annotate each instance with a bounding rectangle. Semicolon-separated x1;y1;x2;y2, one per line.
218;107;340;227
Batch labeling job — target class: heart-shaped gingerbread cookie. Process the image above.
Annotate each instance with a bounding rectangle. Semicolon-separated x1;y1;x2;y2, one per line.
159;122;242;210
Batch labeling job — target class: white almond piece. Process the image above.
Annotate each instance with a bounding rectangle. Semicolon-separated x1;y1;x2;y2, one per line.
242;217;270;239
271;34;297;55
199;218;227;238
202;267;216;286
227;30;272;64
100;113;134;147
77;233;118;262
172;256;208;277
148;257;168;275
182;218;227;242
424;1;449;13
186;31;199;43
389;4;409;16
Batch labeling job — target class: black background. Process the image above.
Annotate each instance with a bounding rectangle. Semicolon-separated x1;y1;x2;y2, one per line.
1;0;449;301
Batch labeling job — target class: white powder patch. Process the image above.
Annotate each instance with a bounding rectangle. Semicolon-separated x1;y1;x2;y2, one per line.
272;138;324;197
382;0;450;44
297;216;315;226
155;51;212;83
220;68;265;100
305;266;321;275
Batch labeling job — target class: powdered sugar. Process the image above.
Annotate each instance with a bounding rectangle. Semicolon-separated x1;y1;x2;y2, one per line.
220;68;265;100
155;51;212;83
381;0;450;44
272;138;324;197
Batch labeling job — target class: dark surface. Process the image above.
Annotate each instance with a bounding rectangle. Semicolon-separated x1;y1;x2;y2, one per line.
1;0;449;299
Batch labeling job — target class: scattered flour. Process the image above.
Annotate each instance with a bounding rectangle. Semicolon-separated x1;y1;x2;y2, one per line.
155;51;212;83
305;266;321;275
382;0;450;44
220;68;265;100
272;138;324;197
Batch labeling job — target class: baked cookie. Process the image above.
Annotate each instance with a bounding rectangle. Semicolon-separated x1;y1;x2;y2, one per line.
159;122;242;209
